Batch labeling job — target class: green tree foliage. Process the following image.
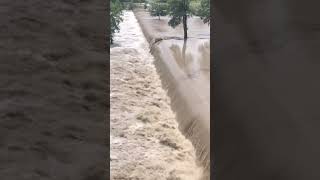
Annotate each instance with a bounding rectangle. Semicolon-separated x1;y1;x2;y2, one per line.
119;0;145;2
189;0;200;15
149;0;168;20
198;0;210;24
111;0;123;44
167;0;191;39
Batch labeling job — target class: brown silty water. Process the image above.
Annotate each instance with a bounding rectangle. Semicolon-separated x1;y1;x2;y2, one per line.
153;39;210;174
133;8;210;178
110;11;204;179
111;11;210;180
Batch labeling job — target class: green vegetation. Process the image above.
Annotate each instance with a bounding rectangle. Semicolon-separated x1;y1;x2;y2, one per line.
167;0;191;39
111;0;124;44
118;0;141;10
198;0;210;24
110;0;210;43
147;0;210;39
189;0;200;15
119;0;145;2
149;0;168;20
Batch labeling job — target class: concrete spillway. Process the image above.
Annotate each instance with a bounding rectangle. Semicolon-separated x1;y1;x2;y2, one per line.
133;8;211;179
110;11;202;179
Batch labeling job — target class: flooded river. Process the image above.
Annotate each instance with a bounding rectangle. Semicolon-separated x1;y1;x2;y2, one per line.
134;8;211;176
110;11;202;179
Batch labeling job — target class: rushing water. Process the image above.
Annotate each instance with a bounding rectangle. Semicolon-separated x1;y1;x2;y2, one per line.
112;10;210;89
111;11;149;51
110;11;202;179
110;10;211;179
130;10;210;177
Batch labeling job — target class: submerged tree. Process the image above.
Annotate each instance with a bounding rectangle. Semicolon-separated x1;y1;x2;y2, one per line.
111;0;123;44
149;0;168;20
167;0;191;39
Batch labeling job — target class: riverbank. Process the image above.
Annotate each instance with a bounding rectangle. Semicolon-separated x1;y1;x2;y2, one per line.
133;8;211;178
0;0;107;179
110;11;202;179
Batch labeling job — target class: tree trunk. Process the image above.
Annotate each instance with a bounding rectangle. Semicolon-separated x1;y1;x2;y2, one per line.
183;15;188;39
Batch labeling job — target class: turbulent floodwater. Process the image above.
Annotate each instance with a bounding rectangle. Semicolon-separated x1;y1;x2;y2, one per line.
153;39;211;174
110;11;202;179
133;9;211;175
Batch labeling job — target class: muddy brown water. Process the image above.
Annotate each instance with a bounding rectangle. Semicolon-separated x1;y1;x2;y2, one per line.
151;39;210;179
110;10;210;179
133;9;211;177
